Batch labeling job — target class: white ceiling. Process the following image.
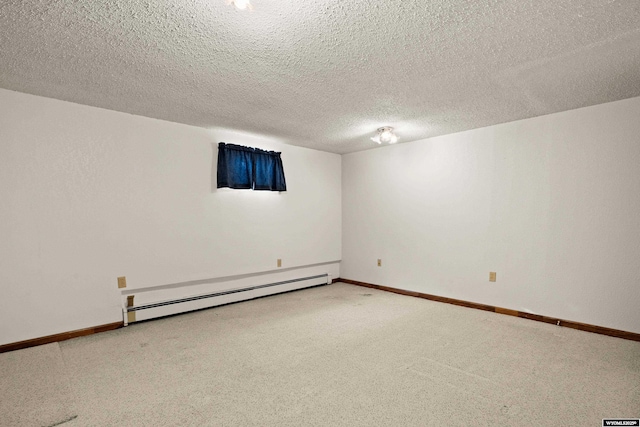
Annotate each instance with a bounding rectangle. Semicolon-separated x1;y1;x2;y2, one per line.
1;0;639;154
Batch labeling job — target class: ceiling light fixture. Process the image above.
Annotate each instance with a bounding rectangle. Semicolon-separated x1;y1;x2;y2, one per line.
227;0;253;10
371;127;398;145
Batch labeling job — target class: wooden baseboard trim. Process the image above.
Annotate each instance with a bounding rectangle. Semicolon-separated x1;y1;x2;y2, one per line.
337;278;640;342
0;322;124;354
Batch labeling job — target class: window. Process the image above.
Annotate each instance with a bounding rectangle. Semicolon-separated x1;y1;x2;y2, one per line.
217;143;287;191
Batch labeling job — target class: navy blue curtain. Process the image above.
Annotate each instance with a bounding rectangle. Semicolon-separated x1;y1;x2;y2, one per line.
217;143;254;189
217;143;286;191
253;147;287;191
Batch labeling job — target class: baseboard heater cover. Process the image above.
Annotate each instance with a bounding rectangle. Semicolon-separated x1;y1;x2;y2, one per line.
124;273;329;324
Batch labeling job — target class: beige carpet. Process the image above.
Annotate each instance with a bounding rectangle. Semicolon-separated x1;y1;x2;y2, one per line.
0;343;76;427
1;282;639;426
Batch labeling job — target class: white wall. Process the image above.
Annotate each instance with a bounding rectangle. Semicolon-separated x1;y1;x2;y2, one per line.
0;88;341;345
342;96;640;334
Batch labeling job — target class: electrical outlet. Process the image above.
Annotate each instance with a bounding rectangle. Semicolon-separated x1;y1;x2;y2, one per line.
117;276;127;288
277;259;282;268
489;272;497;282
377;259;382;267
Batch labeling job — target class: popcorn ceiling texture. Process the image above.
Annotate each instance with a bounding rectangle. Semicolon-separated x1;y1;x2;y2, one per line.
1;0;639;153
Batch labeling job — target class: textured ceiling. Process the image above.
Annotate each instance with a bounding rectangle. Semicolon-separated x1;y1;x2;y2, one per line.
1;0;639;153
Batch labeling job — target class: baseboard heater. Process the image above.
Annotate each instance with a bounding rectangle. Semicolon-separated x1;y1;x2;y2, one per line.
124;273;329;325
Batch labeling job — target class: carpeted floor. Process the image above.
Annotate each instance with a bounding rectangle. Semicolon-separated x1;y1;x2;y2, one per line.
1;282;639;426
0;344;76;426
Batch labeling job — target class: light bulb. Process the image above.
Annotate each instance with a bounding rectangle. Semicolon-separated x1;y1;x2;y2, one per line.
232;0;251;10
372;127;397;145
379;129;393;143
